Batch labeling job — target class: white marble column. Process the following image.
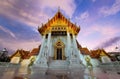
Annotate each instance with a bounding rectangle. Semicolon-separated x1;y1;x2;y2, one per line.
73;34;77;49
34;35;45;64
73;35;85;66
67;32;71;57
47;33;51;57
47;33;51;46
72;34;81;61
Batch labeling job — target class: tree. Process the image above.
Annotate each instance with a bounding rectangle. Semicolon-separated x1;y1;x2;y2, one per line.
0;48;10;62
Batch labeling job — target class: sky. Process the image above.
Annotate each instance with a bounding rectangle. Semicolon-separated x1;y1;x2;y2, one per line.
0;0;120;54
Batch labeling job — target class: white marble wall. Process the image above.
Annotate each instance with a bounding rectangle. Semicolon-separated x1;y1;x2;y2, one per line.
101;56;111;63
34;33;86;68
50;36;68;57
10;57;20;64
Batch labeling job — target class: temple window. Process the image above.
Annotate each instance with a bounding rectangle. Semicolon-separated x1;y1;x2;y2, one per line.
51;31;67;36
58;27;60;30
46;34;48;39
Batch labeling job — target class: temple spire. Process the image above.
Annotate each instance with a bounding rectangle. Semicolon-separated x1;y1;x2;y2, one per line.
58;6;60;12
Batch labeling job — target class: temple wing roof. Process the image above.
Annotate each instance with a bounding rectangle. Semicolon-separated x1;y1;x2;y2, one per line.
90;49;111;58
10;49;30;59
80;48;91;55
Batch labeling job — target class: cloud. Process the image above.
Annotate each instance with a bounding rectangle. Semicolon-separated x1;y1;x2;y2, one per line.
0;0;76;27
0;24;41;54
0;0;77;53
80;11;89;20
0;25;16;38
0;0;46;27
99;0;120;16
95;36;120;51
40;0;76;17
82;24;120;37
104;42;120;52
77;23;120;50
0;38;40;53
91;0;96;2
75;11;89;22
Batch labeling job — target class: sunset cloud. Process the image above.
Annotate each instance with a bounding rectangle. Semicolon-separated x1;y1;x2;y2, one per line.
0;25;16;38
77;23;120;50
0;0;45;27
99;0;120;16
95;36;120;52
91;0;96;2
0;0;76;28
75;11;89;22
0;0;120;53
82;24;119;37
0;38;40;52
40;0;76;17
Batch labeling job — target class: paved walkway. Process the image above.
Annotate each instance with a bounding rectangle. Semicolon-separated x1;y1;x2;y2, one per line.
0;67;120;79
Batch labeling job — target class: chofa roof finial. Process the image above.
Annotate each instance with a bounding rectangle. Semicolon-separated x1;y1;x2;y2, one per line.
58;6;60;12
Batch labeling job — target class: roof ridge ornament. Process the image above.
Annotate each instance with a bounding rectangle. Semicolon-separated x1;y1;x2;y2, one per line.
58;6;60;12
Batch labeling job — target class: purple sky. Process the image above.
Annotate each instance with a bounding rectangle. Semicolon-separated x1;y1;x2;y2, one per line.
0;0;120;54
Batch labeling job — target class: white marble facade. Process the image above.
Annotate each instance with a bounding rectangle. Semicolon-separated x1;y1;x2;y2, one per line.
34;32;85;69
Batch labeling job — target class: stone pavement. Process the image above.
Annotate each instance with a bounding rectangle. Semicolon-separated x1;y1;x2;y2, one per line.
0;66;120;79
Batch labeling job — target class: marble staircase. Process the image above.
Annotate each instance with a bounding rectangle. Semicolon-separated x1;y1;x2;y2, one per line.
48;60;69;69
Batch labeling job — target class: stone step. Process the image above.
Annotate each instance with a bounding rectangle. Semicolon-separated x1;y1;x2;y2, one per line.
49;60;69;65
49;60;69;69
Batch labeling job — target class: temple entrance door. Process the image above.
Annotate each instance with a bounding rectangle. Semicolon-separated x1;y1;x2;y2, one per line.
54;39;65;60
57;48;62;60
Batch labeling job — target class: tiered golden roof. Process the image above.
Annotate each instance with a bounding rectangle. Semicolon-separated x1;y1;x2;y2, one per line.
38;10;80;35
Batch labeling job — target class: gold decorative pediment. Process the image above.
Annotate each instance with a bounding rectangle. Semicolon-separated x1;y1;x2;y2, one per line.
54;39;65;48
